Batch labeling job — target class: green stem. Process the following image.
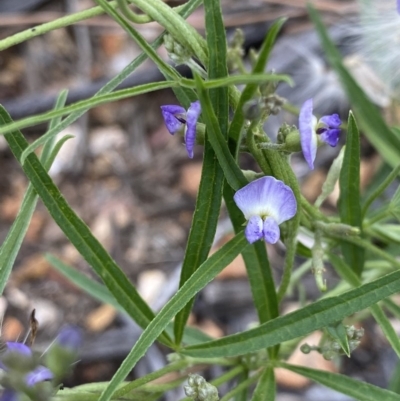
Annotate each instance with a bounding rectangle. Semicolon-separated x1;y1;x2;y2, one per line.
0;2;118;51
246;122;273;175
114;359;188;397
219;370;263;401
120;0;187;23
301;196;329;224
362;163;400;219
329;233;400;269
129;0;207;63
364;208;393;227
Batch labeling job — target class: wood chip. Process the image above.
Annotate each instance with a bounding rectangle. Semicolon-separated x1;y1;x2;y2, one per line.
11;254;51;285
179;162;203;197
85;304;117;332
2;316;24;342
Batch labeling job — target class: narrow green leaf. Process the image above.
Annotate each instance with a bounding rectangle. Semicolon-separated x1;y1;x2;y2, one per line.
181;267;400;358
46;254;123;312
97;233;248;401
47;254;212;347
329;253;400;358
203;0;228;135
277;362;400;401
383;298;400;319
96;0;196;110
228;18;286;154
123;0;207;65
173;141;225;344
0;105;171;346
389;360;400;394
173;0;228;344
251;366;275;401
370;304;400;359
198;74;291;89
362;164;400;218
328;252;359;287
315;146;345;208
325;322;350;357
194;74;248;190
308;4;400;168
17;0;201;163
0;93;68;295
233;370;249;401
338;111;364;276
0;81;177;136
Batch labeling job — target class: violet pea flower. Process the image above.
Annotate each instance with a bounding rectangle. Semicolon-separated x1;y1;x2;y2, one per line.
0;342;53;401
161;101;201;158
233;176;297;244
299;98;341;170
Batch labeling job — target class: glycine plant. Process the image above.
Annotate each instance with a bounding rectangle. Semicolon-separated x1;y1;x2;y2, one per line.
1;1;400;401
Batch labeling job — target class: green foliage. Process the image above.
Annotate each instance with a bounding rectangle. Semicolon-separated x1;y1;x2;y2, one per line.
1;1;400;401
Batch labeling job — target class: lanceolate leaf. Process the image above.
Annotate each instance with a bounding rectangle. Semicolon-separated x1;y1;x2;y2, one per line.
181;268;400;358
173;141;225;344
277;362;400;401
251;366;275;401
98;233;248;401
0;105;171;346
0;92;68;295
228;18;286;155
195;74;248;191
173;0;228;344
338;111;364;276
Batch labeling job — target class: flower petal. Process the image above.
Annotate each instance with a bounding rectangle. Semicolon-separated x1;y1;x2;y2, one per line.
320;128;340;147
319;113;341;129
0;389;19;401
244;215;264;244
184;101;201;158
233;176;297;224
299;98;318;170
263;217;280;244
5;342;32;357
160;105;185;135
25;366;53;387
56;325;82;351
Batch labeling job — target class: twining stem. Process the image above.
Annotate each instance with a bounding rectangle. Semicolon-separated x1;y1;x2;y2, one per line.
0;2;118;51
118;0;187;23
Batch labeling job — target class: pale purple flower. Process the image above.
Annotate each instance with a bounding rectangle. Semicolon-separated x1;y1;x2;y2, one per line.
56;325;82;351
299;99;341;169
161;101;201;158
398;0;400;14
233;176;297;244
0;342;53;401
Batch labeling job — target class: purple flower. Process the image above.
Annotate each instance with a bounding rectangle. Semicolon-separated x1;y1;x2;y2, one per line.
398;0;400;14
25;365;53;386
0;389;18;401
161;101;201;158
56;325;82;351
0;342;53;401
233;176;297;244
299;99;341;169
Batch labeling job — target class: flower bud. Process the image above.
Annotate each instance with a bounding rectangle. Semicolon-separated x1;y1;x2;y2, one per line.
45;325;81;382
